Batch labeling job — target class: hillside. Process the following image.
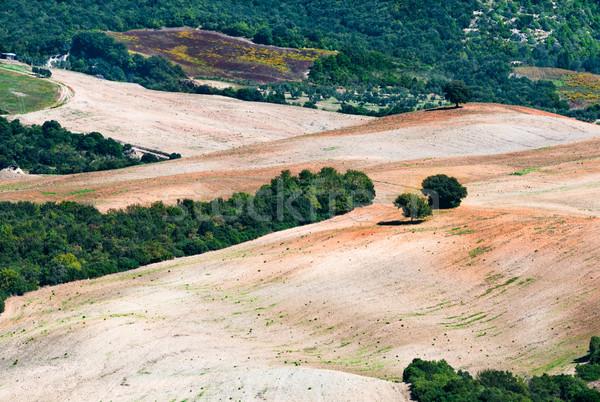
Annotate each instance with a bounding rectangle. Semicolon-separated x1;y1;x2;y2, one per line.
9;67;369;158
109;28;333;83
0;62;62;114
1;100;600;399
515;66;600;109
4;0;600;116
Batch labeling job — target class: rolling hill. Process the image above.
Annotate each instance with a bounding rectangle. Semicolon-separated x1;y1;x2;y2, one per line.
1;70;600;399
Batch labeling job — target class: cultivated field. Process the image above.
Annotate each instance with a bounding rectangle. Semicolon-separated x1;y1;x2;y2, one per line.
1;68;600;400
0;62;61;114
110;28;334;83
9;68;369;157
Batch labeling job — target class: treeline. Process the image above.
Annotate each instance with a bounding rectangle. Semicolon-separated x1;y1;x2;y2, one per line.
0;168;375;312
404;355;600;401
0;117;145;174
181;81;287;104
0;117;179;174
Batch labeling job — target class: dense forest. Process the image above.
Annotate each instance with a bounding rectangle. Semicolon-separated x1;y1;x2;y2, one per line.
4;0;600;72
0;117;180;174
404;355;600;401
0;168;375;312
3;0;600;115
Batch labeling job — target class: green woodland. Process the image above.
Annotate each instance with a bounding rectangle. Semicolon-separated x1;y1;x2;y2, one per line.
0;168;375;312
404;357;600;401
0;117;178;174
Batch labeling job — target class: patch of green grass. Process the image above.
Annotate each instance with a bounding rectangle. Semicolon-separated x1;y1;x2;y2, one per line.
509;167;541;176
68;189;97;195
479;277;519;298
469;246;491;259
0;68;59;114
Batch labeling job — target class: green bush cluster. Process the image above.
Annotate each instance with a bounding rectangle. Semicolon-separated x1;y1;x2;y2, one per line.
0;168;374;311
404;358;600;401
576;336;600;381
32;66;52;78
0;117;149;174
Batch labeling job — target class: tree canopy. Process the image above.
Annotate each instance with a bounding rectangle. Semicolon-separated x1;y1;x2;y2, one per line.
0;168;375;313
421;174;468;209
394;193;433;222
443;80;473;108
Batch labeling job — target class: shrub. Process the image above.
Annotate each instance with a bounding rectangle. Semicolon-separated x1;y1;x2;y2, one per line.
141;153;160;163
394;193;432;222
576;364;600;382
590;336;600;364
421;174;468;209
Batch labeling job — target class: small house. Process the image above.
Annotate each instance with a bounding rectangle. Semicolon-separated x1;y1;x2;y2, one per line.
0;53;17;60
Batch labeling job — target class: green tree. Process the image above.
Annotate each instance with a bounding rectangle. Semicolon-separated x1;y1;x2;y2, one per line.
421;174;468;209
443;80;473;108
590;336;600;364
394;193;432;222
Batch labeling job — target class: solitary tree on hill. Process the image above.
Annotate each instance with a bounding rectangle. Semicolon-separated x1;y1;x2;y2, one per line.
443;80;473;108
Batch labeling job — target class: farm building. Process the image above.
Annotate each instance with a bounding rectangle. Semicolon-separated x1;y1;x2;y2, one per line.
0;53;17;60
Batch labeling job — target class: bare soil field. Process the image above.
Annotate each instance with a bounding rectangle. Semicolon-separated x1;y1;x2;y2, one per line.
1;75;600;400
9;68;369;157
109;28;333;83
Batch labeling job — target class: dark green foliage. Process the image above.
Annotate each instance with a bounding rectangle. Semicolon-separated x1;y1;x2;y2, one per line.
0;117;148;174
32;67;52;78
394;193;432;222
2;0;600;119
140;153;160;163
0;168;374;311
404;358;600;402
575;336;600;382
590;336;600;364
303;101;317;109
443;80;473;107
184;81;287;105
421;174;468;209
169;153;182;160
576;364;600;382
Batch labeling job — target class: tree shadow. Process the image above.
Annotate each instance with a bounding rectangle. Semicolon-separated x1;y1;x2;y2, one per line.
573;353;591;364
425;105;461;112
377;220;426;226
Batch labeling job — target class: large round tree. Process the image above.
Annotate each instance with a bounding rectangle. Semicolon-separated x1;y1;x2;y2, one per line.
421;174;468;209
443;80;473;108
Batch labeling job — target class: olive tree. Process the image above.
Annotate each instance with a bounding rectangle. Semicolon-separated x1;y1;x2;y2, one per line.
394;193;432;222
